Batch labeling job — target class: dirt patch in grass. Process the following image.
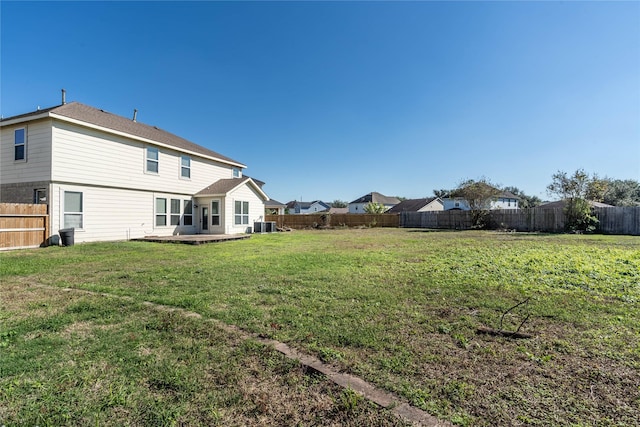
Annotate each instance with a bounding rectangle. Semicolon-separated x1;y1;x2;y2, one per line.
0;283;411;426
340;310;639;426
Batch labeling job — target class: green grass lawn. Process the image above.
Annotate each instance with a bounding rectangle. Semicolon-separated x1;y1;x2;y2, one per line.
1;229;639;426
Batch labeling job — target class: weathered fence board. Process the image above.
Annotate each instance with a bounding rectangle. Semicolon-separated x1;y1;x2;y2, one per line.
0;203;49;250
401;207;639;235
265;214;399;229
595;207;640;235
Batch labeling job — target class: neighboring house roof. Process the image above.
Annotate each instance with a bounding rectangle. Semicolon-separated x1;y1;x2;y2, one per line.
310;200;331;210
387;197;442;213
448;184;519;200
499;191;519;199
194;177;268;200
297;201;314;209
265;199;286;208
349;192;401;205
0;102;245;168
539;200;614;209
328;207;349;214
285;200;330;210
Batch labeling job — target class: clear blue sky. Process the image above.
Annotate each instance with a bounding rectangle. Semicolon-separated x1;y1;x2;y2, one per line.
2;1;639;204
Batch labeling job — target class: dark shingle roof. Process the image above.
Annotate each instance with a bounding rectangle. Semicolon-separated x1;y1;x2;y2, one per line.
349;192;400;205
194;178;250;196
500;191;519;199
265;199;286;207
539;200;614;209
386;198;441;213
2;102;244;167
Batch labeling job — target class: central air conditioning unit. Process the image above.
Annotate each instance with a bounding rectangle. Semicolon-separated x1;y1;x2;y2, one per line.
253;221;277;233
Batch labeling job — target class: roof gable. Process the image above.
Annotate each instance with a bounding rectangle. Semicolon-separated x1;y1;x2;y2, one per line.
195;177;268;200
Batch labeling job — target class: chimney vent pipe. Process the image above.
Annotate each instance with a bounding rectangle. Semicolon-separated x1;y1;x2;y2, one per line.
133;109;138;122
61;89;66;105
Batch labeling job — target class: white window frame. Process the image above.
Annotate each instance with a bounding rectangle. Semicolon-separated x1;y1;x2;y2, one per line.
232;167;241;178
183;200;193;226
14;128;26;162
170;199;181;226
211;200;221;226
63;191;83;229
180;155;191;179
146;147;159;174
155;198;167;226
234;200;249;225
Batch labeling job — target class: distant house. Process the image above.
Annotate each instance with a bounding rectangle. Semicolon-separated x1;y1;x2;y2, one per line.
265;199;286;215
285;200;330;214
348;192;400;213
386;197;444;213
538;200;614;209
443;190;520;211
0;99;270;242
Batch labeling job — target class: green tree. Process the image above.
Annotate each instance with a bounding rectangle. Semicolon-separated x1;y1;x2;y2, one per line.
433;189;452;198
585;175;609;202
451;178;501;228
602;179;640;206
547;169;599;232
330;200;348;208
364;202;387;214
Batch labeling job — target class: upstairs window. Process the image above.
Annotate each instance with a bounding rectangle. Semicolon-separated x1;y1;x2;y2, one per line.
233;167;241;178
14;128;26;161
181;155;191;178
146;147;159;173
234;201;249;225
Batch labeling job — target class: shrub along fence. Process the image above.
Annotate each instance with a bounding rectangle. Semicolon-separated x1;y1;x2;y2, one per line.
265;213;399;229
0;203;49;250
400;207;640;235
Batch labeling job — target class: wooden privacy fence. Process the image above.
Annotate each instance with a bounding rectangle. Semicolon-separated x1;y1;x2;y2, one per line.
401;207;640;235
595;207;640;235
265;213;399;229
0;203;49;250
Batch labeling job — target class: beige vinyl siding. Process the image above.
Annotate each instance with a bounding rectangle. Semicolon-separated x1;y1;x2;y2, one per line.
195;197;225;234
51;120;235;194
0;119;52;184
50;183;195;243
225;183;266;234
417;200;444;212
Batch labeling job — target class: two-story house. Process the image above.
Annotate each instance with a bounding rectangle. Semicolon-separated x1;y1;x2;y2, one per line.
0;100;270;243
442;190;520;210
